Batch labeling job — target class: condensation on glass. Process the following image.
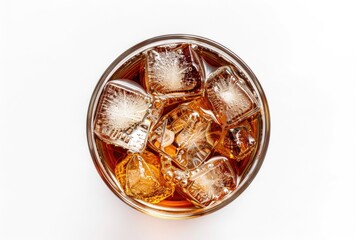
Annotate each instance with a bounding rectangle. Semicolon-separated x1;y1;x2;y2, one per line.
87;35;270;219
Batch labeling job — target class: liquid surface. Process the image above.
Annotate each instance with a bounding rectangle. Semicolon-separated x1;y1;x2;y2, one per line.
94;43;262;208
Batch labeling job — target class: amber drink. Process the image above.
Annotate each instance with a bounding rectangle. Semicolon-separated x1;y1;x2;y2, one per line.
87;35;270;219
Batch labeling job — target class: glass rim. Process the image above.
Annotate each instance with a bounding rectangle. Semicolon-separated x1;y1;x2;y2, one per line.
86;34;271;219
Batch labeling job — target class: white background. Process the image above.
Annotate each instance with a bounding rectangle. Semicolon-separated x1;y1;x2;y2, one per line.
0;0;359;239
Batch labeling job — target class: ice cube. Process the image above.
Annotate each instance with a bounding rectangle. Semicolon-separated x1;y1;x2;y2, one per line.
181;156;237;207
145;44;203;98
94;80;162;152
114;150;175;204
205;66;259;127
149;100;222;170
217;117;258;161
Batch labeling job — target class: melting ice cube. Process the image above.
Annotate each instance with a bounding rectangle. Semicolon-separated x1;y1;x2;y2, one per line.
149;101;222;170
145;44;203;98
182;156;237;207
217;118;258;161
205;66;259;127
115;151;175;204
94;80;161;152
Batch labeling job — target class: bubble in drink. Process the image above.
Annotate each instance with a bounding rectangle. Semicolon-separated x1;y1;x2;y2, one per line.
180;156;237;207
205;66;259;127
115;151;175;204
145;44;203;98
149;100;222;170
94;80;162;152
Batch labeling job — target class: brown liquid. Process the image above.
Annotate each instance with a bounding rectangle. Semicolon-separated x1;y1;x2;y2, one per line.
95;45;261;208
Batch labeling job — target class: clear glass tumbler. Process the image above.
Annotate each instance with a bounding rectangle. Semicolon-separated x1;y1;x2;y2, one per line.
87;34;270;219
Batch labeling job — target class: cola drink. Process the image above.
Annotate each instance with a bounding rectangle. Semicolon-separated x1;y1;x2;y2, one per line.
88;35;269;217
